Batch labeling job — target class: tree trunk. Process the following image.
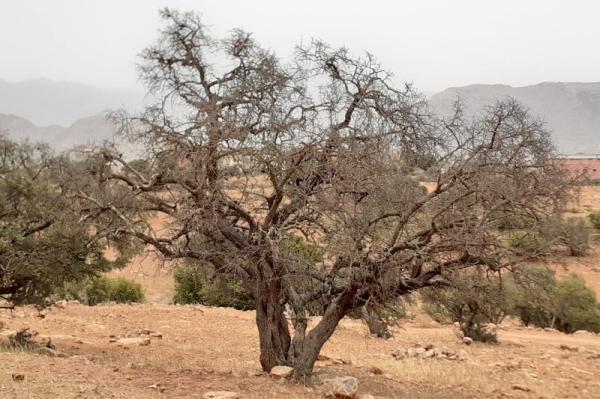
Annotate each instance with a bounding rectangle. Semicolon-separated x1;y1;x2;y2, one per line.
289;290;356;379
255;280;291;372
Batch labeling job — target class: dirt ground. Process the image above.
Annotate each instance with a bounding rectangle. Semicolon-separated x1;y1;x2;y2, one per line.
2;186;600;398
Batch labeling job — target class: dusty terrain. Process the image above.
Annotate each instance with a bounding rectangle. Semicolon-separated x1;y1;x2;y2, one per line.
2;186;600;398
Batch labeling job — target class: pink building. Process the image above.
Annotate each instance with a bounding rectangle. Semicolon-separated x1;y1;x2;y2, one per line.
554;154;600;180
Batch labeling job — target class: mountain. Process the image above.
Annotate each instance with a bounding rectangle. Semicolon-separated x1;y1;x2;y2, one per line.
0;113;118;149
0;78;143;127
430;82;600;154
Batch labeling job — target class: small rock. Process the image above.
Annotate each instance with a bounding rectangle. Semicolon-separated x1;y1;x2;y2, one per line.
421;349;436;358
149;383;166;393
11;373;25;382
574;330;592;336
415;347;426;355
424;343;434;350
511;385;532;392
462;337;473;345
322;376;359;398
117;337;151;346
368;366;384;375
359;395;375;399
559;344;579;352
35;347;68;358
202;391;239;399
270;365;293;378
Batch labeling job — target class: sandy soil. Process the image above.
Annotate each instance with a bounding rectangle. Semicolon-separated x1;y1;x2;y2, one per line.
2;186;600;398
1;303;600;399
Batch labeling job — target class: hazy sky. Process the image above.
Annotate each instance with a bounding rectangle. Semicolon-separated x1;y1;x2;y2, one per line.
1;0;598;93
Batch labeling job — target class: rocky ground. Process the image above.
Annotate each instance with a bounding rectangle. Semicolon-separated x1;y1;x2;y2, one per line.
1;302;599;398
3;185;600;398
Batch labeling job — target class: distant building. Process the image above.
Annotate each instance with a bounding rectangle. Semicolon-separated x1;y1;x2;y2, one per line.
554;153;600;180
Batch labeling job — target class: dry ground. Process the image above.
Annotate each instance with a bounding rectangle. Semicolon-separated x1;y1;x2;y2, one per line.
1;303;600;399
2;186;600;398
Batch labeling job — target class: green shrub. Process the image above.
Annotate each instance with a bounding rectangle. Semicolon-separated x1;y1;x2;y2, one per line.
540;217;589;257
588;211;600;230
59;276;144;305
108;277;145;304
495;214;535;231
508;270;600;333
421;268;510;343
173;266;255;310
506;231;548;255
552;275;600;333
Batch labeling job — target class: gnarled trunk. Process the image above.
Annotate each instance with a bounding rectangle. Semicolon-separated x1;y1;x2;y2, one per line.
288;290;356;379
255;279;291;371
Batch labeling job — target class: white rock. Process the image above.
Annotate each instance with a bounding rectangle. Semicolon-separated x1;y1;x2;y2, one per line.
202;391;239;399
116;337;150;346
462;337;473;345
322;376;359;398
270;365;294;378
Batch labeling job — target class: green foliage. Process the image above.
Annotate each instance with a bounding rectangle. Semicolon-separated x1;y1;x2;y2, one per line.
508;269;600;333
541;217;589;257
495;214;535;231
0;135;129;308
506;231;549;255
588;211;600;230
173;266;255;310
59;276;144;306
505;217;590;257
551;275;600;333
421;268;509;342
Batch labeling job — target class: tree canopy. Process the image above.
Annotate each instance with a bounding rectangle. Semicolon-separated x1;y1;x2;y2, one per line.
0;134;129;308
67;8;573;378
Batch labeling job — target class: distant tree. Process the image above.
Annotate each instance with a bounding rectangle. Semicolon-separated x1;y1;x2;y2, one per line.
0;134;128;308
67;9;573;378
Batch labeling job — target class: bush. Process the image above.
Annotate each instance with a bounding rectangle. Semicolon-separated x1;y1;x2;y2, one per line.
173;266;254;310
540;217;589;257
506;217;590;257
421;268;510;342
509;270;600;333
506;231;549;255
588;211;600;230
59;276;144;305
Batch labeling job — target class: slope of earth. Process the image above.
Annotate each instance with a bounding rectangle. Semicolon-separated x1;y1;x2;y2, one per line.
1;304;599;399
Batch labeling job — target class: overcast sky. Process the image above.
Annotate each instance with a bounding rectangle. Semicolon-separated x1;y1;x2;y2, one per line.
1;0;598;94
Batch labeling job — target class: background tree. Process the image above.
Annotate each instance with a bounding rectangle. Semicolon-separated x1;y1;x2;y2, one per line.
67;9;573;378
0;134;128;308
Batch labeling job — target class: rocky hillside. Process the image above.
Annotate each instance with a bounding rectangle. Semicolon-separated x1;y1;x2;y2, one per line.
430;82;600;154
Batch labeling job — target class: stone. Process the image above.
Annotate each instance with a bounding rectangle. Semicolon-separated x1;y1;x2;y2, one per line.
415;347;426;355
35;347;68;358
322;376;359;398
559;344;579;352
11;373;25;382
462;337;473;345
368;366;384;375
574;330;592;335
421;349;436;358
202;391;239;399
270;365;294;378
116;337;151;346
149;383;166;393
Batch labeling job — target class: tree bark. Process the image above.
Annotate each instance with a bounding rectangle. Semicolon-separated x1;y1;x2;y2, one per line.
289;289;356;379
255;279;291;372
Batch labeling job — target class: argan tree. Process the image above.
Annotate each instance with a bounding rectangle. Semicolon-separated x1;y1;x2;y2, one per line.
0;134;127;308
66;9;572;378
